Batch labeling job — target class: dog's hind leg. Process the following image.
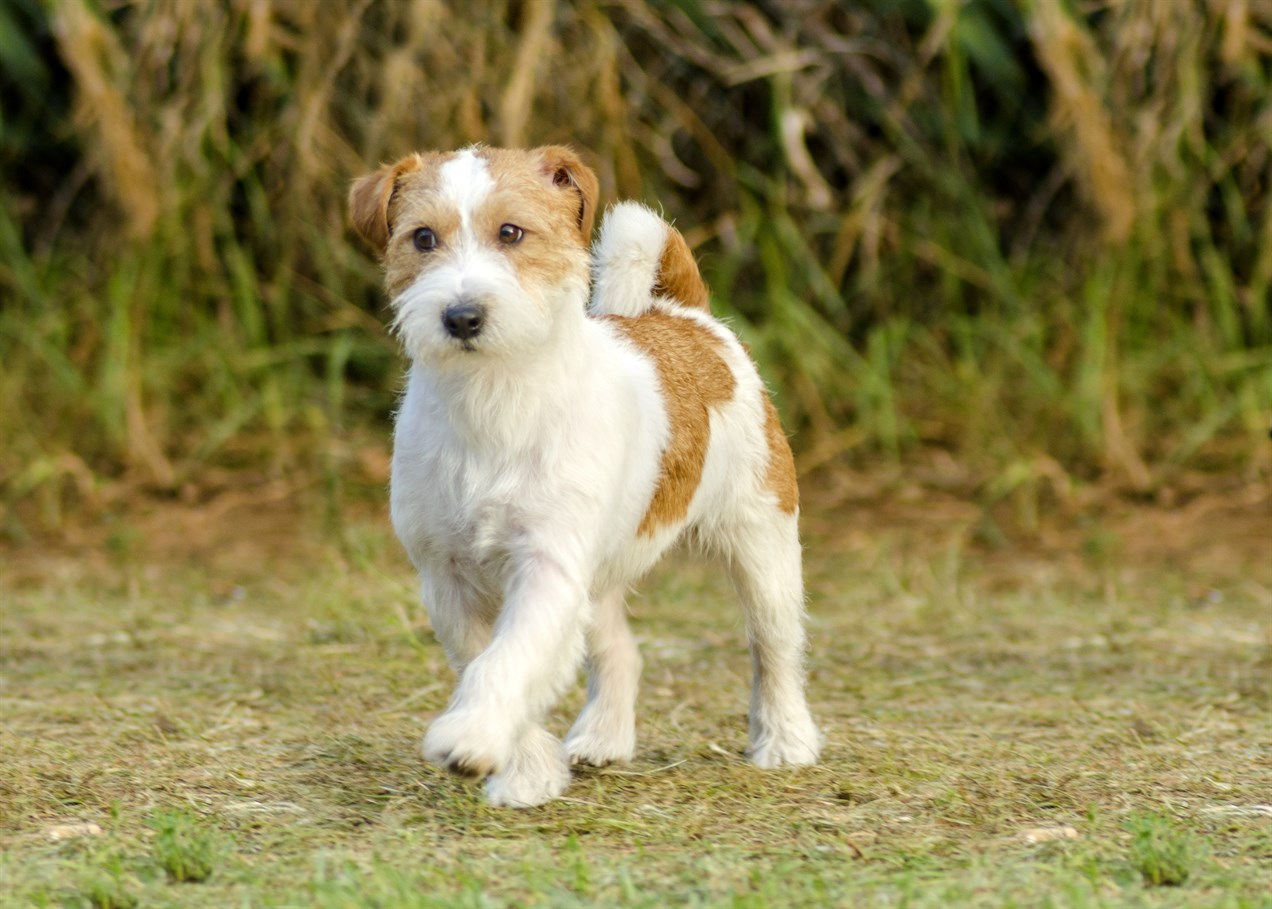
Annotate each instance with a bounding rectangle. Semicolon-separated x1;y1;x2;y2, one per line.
420;569;495;676
566;587;641;765
719;510;822;767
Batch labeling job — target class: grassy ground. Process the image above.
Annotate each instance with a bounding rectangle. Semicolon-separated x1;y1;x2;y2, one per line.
1;482;1269;908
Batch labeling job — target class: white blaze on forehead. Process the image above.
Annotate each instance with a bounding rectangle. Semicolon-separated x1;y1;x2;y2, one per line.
438;149;494;232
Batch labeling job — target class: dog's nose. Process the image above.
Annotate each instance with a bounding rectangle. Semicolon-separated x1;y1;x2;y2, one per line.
441;302;485;340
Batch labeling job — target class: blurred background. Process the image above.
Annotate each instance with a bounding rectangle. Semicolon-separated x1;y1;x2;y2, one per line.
1;0;1268;540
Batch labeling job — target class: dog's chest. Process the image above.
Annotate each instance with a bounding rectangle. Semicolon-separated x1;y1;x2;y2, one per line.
391;437;540;567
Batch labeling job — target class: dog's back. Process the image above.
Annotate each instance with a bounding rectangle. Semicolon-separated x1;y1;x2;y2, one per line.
589;203;799;538
584;202;818;776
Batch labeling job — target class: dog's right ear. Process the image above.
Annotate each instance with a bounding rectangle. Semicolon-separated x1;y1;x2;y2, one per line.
348;156;422;255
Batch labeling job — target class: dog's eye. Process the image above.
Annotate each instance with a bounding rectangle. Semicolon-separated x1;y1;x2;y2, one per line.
413;227;438;251
498;224;524;245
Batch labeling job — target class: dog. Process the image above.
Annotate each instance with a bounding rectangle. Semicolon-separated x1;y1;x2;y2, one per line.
349;145;821;807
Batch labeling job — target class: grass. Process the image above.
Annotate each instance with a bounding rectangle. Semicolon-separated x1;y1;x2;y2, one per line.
148;811;220;884
1128;813;1203;889
2;488;1269;908
3;5;1267;900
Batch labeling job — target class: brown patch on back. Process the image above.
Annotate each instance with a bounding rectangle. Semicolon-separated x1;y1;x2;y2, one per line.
652;226;710;310
607;310;735;535
762;397;799;514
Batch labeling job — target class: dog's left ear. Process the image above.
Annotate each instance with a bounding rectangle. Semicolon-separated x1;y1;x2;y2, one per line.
348;155;423;255
538;145;599;242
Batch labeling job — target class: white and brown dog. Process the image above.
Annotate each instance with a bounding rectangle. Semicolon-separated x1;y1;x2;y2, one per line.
349;145;820;807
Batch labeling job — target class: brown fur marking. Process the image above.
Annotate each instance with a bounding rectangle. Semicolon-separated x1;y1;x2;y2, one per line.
354;147;598;301
762;397;799;514
606;310;735;535
348;154;428;254
652;226;710;310
478;146;598;244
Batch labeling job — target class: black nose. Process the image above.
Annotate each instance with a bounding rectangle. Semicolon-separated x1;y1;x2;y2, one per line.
441;302;485;340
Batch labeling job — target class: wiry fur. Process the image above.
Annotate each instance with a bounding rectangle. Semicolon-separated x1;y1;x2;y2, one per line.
590;202;669;317
349;149;820;807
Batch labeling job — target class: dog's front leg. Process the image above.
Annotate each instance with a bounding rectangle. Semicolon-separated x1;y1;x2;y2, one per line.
423;555;587;799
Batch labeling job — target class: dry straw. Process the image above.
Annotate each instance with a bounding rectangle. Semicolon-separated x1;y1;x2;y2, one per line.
52;0;160;239
1027;0;1136;244
1;0;1267;518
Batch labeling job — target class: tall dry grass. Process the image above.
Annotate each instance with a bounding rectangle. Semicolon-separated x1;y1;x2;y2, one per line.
1;0;1268;532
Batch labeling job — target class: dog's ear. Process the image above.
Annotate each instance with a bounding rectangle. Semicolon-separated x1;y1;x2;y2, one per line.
538;145;599;242
348;156;422;255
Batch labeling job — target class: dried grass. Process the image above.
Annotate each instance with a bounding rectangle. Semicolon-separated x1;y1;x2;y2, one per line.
1028;0;1136;244
1;494;1269;905
0;0;1268;525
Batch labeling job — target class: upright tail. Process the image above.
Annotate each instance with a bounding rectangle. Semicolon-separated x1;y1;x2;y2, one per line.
590;202;710;317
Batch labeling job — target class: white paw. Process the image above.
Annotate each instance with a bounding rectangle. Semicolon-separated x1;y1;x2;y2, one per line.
422;708;514;779
565;705;635;766
748;713;822;769
485;727;571;808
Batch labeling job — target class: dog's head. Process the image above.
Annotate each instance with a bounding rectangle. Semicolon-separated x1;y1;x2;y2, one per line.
349;146;598;363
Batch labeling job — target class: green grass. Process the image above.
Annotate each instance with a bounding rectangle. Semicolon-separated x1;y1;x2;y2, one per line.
1128;813;1203;889
148;811;220;884
2;494;1269;908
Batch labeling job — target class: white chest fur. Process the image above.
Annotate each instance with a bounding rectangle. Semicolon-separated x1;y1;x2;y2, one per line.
389;321;669;595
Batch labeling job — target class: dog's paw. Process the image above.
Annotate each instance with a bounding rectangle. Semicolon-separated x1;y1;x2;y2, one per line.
565;706;635;766
485;727;571;808
747;714;822;769
422;709;514;779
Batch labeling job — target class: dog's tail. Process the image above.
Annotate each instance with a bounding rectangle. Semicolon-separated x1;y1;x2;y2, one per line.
590;202;710;317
